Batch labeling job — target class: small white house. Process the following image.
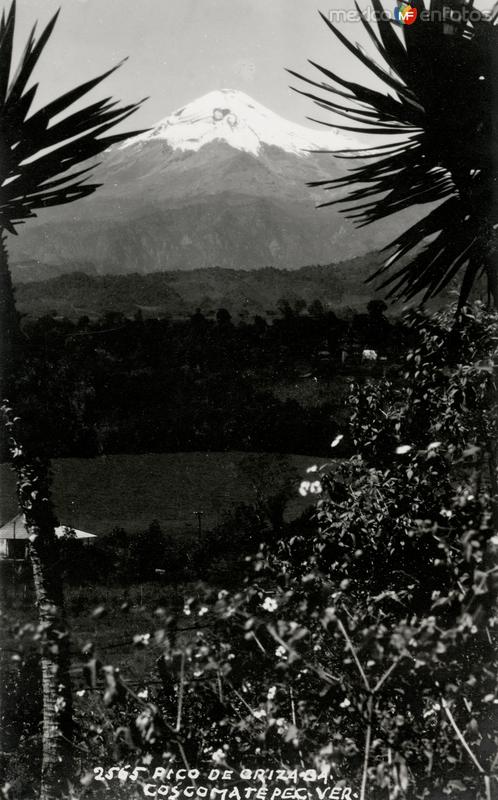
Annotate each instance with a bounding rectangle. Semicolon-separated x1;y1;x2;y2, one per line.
0;514;96;560
361;349;378;363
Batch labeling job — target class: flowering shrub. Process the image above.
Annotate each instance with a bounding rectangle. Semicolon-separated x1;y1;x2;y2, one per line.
5;306;498;800
68;305;498;800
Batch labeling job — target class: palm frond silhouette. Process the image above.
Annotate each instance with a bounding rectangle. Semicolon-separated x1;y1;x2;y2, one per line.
290;0;498;306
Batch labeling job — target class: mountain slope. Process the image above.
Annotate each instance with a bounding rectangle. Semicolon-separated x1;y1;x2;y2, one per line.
9;89;402;273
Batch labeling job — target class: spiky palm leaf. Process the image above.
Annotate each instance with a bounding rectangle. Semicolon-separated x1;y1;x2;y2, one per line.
0;1;147;234
290;0;498;306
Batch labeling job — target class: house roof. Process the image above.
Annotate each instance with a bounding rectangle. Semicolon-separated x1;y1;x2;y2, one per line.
0;514;96;541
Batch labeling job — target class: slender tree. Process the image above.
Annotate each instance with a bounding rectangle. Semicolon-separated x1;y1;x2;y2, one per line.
0;3;146;797
289;0;498;307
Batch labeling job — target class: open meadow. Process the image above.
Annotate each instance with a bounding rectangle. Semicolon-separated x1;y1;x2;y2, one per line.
0;451;323;538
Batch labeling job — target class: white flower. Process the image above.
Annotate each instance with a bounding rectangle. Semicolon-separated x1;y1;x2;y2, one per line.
183;606;192;616
253;709;267;719
276;717;287;734
339;698;351;708
133;633;151;646
331;434;344;448
299;481;310;497
275;645;287;659
396;445;412;454
440;508;453;519
262;597;278;612
54;697;66;713
137;688;149;700
267;686;277;701
306;464;318;473
212;749;226;764
198;606;208;617
309;480;323;494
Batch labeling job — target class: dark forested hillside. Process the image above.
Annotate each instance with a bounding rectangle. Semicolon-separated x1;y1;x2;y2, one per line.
12;253;463;321
10;302;411;461
12;249;472;322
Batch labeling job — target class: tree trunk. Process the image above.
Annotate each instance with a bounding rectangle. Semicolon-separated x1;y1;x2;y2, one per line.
487;256;498;311
2;400;73;794
18;457;73;800
15;456;74;800
0;232;19;396
29;533;74;800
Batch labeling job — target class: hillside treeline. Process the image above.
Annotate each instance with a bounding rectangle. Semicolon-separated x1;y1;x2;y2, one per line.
11;302;411;459
12;257;389;319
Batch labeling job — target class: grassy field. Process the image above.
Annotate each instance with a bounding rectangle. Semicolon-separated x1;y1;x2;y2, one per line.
2;582;173;676
1;450;331;696
1;581;209;750
254;372;351;410
0;447;337;784
0;451;326;537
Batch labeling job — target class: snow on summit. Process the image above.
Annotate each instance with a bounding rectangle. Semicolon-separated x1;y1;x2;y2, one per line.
123;89;360;157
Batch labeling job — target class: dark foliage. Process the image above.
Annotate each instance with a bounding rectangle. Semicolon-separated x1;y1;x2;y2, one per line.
0;1;146;234
291;1;498;306
10;304;408;460
68;304;496;800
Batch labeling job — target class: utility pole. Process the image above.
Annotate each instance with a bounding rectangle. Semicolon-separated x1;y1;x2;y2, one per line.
193;510;204;540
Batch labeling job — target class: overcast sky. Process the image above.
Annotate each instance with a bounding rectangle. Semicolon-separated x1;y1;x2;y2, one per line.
13;0;493;135
13;0;394;133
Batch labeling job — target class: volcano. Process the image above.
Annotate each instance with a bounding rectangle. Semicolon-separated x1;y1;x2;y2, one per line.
120;88;359;156
9;89;398;277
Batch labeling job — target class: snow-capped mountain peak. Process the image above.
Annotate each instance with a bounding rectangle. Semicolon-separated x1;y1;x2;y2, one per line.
122;89;359;157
